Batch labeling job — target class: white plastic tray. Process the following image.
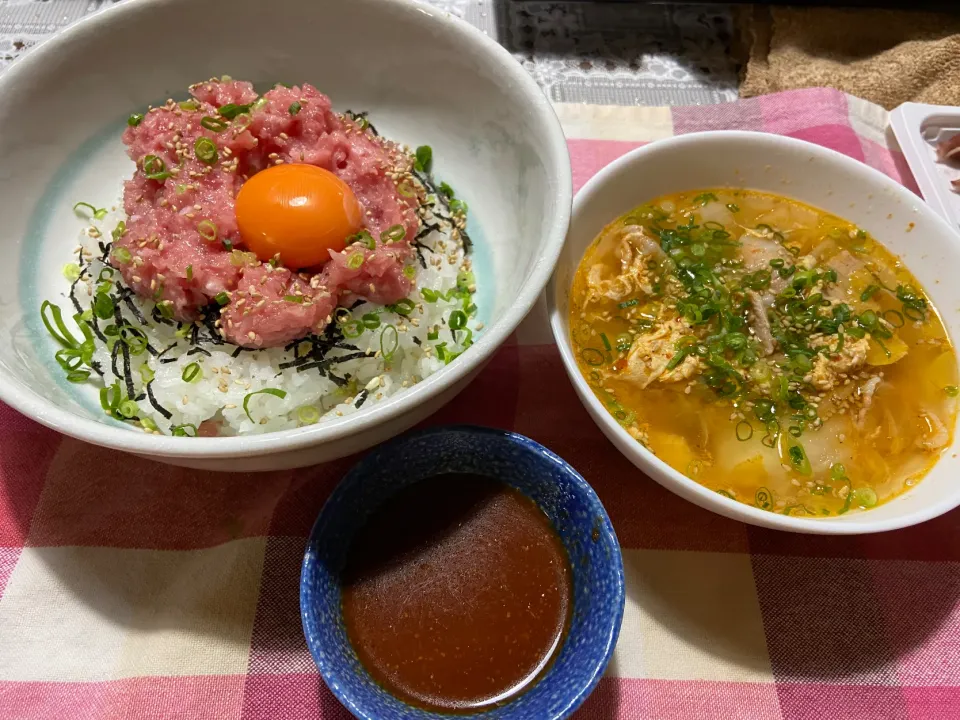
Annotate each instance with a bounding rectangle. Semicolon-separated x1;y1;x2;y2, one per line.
890;102;960;231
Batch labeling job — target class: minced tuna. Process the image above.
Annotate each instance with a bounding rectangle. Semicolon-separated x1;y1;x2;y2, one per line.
116;78;420;347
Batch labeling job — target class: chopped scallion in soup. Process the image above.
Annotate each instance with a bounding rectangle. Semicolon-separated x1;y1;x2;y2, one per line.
569;189;958;516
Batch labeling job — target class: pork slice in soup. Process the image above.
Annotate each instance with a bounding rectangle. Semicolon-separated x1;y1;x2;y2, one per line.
569;189;959;516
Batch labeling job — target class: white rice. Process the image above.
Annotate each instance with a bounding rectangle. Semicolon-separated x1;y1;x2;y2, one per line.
61;194;479;436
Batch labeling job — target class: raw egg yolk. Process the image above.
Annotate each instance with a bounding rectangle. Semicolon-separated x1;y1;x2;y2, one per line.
235;164;363;269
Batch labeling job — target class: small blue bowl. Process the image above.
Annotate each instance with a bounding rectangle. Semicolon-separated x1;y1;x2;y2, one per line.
301;425;625;720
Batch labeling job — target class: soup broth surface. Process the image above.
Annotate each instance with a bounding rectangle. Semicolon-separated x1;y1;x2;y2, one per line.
569;189;959;516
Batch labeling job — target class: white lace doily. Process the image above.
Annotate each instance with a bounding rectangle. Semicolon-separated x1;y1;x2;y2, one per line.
0;0;737;106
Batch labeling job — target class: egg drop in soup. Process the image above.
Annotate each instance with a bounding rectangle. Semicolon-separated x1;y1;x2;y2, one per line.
569;189;959;516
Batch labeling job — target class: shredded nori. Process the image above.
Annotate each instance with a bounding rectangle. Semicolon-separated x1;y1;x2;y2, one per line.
145;381;172;419
118;285;149;326
412;242;429;269
411;169;472;254
186;346;212;357
68;269;89;315
157;342;178;359
327;371;348;387
412;336;422;346
111;305;136;401
110;339;122;381
151;305;174;325
354;389;369;408
87;314;109;344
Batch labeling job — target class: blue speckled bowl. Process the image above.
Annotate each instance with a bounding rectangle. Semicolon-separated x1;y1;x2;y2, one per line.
301;425;625;720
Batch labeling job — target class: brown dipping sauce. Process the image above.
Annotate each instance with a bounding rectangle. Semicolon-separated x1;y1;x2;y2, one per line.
341;473;573;713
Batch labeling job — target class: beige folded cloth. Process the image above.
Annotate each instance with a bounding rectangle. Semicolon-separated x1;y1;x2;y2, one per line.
739;7;960;110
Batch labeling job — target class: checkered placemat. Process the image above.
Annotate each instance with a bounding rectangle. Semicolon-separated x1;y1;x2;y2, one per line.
2;87;958;720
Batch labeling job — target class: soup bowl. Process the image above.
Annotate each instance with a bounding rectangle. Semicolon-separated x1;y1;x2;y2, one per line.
301;425;625;719
0;0;570;470
548;131;960;534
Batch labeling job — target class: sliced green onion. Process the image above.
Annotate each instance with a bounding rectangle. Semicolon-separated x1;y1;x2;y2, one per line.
665;348;690;371
346;253;365;270
63;263;82;281
380;324;399;361
182;362;202;382
179;100;200;111
580;348;605;366
73;202;109;220
171;424;198;437
422;288;440;303
217;102;252;119
283;295;304;304
787;441;812;476
389;298;415;316
340;320;363;338
139;364;155;384
200;116;229;132
439;181;455;199
380;225;406;244
851;487;878;508
600;332;612;352
726;203;740;213
215;292;229;306
243;388;287;422
361;313;381;329
251;97;268;112
140;417;159;432
882;309;905;328
449;310;467;331
118;400;140;419
128;113;144;127
197;220;218;243
289;101;302;115
230;250;257;267
755;487;773;510
185;264;193;281
456;271;475;293
945;385;959;398
194;137;218;164
427;327;439;341
112;221;127;242
99;381;122;416
736;421;754;441
349;230;375;250
93;293;115;320
297;406;319;424
403;265;416;280
112;247;132;265
142;154;171;181
619;298;639;309
414;145;433;174
120;326;148;355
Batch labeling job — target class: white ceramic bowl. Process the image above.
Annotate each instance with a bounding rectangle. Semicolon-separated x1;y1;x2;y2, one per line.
548;131;960;534
0;0;571;470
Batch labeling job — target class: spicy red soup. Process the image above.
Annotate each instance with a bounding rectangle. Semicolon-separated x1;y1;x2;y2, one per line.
341;473;573;713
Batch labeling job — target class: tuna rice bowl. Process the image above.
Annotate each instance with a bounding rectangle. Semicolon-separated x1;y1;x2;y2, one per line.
41;77;481;437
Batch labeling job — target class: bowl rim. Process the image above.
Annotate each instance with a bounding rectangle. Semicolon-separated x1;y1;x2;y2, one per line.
0;0;572;459
547;129;960;535
299;424;625;720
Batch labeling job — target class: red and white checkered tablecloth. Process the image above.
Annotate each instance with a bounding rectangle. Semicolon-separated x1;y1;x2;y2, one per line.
3;88;959;720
